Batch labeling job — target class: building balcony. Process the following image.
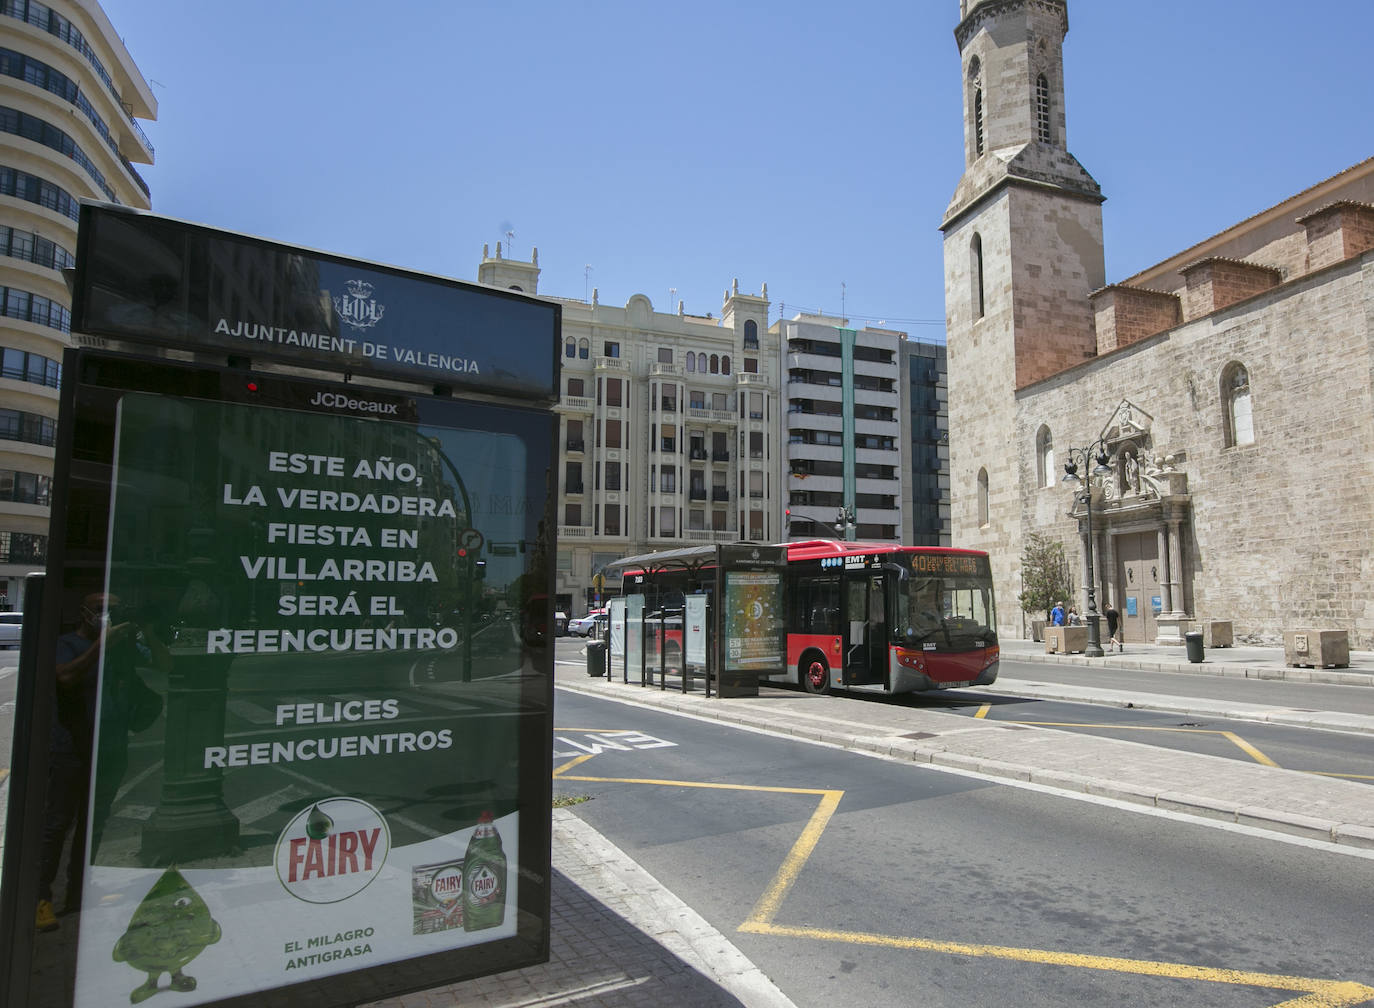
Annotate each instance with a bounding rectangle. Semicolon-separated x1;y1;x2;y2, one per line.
558;525;593;539
711;450;730;463
689;488;707;501
651;362;683;377
595;356;628;372
736;372;769;387
689;448;708;461
555;395;594;414
566;439;585;453
711;488;730;502
565;483;585;495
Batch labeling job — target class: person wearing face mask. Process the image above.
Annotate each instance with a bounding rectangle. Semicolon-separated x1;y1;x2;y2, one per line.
36;593;165;931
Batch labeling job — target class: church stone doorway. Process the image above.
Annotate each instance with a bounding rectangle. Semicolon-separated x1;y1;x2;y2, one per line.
1115;532;1162;645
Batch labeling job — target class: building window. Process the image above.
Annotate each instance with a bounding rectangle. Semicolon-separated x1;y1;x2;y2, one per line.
604;420;621;449
603;507;621;537
1223;362;1255;447
722;356;731;375
687;352;697;372
658;347;673;364
565;337;575;358
968;59;983;155
1036;425;1054;488
578;338;589;359
744;357;758;373
565;502;581;526
604;378;622;407
1036;73;1051;143
744;319;759;349
709;354;719;374
970;233;985;320
977;467;989;528
567;378;584;397
603;341;619;358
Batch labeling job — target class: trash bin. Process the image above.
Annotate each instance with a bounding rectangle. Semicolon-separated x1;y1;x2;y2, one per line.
1185;630;1204;664
586;639;607;677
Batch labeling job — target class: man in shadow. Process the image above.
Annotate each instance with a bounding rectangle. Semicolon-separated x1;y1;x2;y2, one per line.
36;593;166;931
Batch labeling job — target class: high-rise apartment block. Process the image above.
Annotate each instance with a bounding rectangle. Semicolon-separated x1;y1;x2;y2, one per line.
0;0;156;608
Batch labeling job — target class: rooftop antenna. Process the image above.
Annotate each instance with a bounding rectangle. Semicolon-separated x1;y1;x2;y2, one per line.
584;264;592;302
669;287;677;311
841;281;846;319
505;229;514;257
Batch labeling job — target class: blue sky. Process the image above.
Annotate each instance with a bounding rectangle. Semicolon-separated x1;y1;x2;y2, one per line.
103;0;1373;339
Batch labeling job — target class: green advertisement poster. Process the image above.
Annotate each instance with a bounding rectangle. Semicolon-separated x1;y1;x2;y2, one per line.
71;392;546;1006
723;571;783;671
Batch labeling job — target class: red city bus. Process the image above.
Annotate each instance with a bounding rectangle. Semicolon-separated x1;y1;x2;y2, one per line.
781;540;998;695
617;539;998;695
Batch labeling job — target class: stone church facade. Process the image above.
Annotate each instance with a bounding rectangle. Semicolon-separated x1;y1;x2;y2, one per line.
942;0;1374;647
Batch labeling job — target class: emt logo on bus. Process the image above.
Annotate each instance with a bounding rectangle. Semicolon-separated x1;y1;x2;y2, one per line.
820;555;872;569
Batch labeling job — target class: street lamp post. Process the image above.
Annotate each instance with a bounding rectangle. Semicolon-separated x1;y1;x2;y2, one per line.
833;505;856;541
1062;443;1113;659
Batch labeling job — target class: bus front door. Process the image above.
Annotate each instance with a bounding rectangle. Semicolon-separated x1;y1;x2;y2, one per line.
842;573;887;687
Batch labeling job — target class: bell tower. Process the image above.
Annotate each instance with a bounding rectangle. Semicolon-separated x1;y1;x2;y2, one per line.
940;0;1106;637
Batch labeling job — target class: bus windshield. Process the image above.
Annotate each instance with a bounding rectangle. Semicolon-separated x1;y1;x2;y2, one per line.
900;567;997;650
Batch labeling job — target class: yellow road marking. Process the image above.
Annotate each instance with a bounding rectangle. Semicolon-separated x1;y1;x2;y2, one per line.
1008;719;1281;767
1221;730;1280;767
974;703;991;719
737;922;1374;1007
553;743;1374;1006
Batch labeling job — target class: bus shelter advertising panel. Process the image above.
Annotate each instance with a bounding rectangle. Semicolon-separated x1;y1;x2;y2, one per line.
2;208;559;1008
719;545;786;675
37;360;555;1008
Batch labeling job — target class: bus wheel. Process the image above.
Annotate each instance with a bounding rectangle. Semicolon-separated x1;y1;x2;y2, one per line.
800;654;830;695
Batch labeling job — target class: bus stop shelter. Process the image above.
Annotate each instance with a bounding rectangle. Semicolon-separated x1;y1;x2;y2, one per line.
599;543;786;698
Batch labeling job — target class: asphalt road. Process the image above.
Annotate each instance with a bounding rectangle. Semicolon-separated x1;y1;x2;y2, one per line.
553;685;1374;1008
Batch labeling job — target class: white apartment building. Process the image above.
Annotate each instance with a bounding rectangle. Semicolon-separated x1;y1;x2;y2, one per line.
0;0;156;609
778;315;905;543
478;248;780;616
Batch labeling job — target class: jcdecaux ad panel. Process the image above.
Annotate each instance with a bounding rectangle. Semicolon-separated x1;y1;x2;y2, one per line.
0;205;560;1008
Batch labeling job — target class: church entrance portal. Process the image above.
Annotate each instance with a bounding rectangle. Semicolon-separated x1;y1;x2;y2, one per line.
1114;532;1162;645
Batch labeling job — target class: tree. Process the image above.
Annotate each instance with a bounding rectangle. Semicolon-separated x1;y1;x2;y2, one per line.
1018;533;1071;622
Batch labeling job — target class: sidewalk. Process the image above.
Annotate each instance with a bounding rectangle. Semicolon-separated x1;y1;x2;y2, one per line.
998;635;1374;689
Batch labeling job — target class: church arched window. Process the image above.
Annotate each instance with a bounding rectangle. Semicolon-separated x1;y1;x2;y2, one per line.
970;233;986;320
1222;362;1255;447
1036;425;1054;488
744;319;759;349
1036;73;1052;143
969;57;984;159
977;467;990;528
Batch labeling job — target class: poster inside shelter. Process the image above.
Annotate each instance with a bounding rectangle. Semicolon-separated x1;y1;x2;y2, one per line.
723;571;783;671
69;390;550;1006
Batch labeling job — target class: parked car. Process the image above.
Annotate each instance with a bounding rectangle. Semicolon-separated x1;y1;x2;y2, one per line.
0;612;22;649
568;611;606;637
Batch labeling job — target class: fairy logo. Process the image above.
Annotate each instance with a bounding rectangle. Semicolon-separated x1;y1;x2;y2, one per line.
274;797;390;904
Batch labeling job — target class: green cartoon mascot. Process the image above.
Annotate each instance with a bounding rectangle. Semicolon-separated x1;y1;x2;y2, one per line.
113;868;222;1003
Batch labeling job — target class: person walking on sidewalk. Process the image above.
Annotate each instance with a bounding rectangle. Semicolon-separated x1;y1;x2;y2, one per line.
1104;600;1121;652
1051;601;1066;627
